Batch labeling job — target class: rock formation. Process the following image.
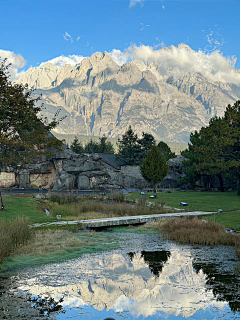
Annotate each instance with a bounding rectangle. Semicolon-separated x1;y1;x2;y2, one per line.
0;146;185;191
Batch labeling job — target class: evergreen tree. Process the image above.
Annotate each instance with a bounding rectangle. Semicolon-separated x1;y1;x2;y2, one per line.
140;145;169;195
157;141;176;160
98;135;114;154
139;132;156;160
182;100;240;194
84;139;100;153
70;136;84;154
117;126;142;165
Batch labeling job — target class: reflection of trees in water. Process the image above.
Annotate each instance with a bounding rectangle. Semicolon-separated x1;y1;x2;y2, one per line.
193;262;240;312
127;251;171;277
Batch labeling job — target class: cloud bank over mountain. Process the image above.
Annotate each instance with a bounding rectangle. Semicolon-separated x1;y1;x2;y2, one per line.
39;54;85;67
2;44;239;85
109;44;240;85
6;44;240;142
0;49;27;80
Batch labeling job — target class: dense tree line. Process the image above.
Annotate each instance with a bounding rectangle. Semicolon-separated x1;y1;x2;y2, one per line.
117;125;175;165
70;135;115;154
182;100;240;195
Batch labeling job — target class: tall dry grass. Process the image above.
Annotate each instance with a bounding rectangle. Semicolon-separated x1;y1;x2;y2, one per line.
155;217;240;254
15;230;84;256
45;200;175;220
0;217;31;263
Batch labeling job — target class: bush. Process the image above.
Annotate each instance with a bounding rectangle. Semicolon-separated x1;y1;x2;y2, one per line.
0;217;30;263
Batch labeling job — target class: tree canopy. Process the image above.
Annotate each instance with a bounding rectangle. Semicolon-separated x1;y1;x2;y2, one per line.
0;58;63;208
70;135;114;154
182;100;240;194
157;141;176;160
140;145;169;194
117;126;155;165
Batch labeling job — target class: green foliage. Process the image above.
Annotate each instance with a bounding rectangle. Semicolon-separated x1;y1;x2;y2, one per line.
140;145;169;193
182;100;240;193
70;136;84;153
0;58;63;169
117;126;142;165
138;132;156;159
157;141;176;160
117;126;155;165
70;135;114;154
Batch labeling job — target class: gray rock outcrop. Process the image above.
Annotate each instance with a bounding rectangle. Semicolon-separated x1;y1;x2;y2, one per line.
0;147;185;191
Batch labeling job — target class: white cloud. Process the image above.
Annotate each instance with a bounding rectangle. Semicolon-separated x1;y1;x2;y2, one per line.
110;44;240;85
40;54;85;67
109;49;129;66
129;0;144;8
77;36;81;41
162;5;165;9
0;49;27;80
63;31;73;43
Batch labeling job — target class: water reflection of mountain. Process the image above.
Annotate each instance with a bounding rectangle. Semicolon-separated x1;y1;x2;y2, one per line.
17;244;233;318
128;251;171;277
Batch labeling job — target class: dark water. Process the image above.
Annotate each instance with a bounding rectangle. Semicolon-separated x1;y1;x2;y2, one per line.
1;233;240;319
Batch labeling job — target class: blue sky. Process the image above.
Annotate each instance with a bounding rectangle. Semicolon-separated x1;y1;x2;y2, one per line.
0;0;239;75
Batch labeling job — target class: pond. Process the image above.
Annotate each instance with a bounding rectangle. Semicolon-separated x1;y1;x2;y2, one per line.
0;233;240;319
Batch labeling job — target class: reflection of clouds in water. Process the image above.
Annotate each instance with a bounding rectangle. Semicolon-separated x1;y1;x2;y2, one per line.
17;244;229;318
59;296;85;308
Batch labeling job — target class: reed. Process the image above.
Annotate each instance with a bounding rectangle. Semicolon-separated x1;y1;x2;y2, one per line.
0;217;30;263
45;199;176;220
14;230;84;256
155;216;240;255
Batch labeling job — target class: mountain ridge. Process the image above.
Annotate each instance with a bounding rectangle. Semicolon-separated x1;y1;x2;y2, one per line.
17;45;240;142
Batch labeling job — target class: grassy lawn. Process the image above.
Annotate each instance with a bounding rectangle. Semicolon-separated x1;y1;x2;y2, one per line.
125;190;239;212
1;196;56;224
125;190;240;232
1;192;239;232
202;211;240;232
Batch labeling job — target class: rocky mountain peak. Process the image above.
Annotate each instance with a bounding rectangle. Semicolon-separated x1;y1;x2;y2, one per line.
177;43;193;51
17;47;240;142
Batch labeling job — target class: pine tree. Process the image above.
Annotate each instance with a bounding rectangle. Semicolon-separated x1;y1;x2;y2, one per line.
182;100;240;194
157;141;176;160
70;136;84;154
117;126;142;165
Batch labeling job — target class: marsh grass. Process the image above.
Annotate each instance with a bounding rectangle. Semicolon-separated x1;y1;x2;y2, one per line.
15;230;84;256
0;217;30;263
44;200;176;220
154;217;240;255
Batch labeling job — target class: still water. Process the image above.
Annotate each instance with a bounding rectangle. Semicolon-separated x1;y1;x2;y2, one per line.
1;233;240;319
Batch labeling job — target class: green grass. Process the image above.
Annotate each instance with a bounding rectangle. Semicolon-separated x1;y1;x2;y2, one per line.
202;211;240;232
125;190;239;212
0;231;120;276
1;196;56;224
